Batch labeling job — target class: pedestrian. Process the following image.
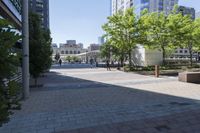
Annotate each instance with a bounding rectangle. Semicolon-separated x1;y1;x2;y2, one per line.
94;61;96;68
96;61;98;68
90;59;93;68
106;60;111;71
59;59;62;66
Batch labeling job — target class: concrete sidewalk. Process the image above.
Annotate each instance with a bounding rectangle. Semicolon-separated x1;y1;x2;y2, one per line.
1;66;200;133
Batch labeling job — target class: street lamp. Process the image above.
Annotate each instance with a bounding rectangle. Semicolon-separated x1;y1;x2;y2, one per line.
22;0;30;99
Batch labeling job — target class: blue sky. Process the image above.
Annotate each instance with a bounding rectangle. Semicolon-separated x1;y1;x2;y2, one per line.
50;0;110;47
50;0;200;48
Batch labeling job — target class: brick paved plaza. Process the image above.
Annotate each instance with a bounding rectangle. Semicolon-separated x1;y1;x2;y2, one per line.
1;64;200;133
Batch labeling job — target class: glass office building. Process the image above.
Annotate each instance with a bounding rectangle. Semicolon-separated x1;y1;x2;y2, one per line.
112;0;179;15
178;6;195;20
0;0;22;28
29;0;49;29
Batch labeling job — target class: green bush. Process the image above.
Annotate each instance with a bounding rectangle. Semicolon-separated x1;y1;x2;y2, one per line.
0;18;21;126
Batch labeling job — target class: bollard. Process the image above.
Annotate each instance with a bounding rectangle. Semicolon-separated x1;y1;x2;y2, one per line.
155;65;159;78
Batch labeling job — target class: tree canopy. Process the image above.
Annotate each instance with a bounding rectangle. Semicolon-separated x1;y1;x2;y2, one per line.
0;18;21;126
29;12;52;85
102;7;200;66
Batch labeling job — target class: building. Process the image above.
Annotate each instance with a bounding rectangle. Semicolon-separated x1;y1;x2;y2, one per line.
98;36;105;45
77;43;84;49
111;0;178;15
51;43;58;48
196;11;200;18
66;40;76;45
78;50;101;63
0;0;22;83
29;0;49;29
88;44;101;52
178;6;195;20
52;41;87;60
0;0;22;29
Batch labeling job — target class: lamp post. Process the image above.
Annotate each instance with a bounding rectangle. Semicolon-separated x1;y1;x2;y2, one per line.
22;0;30;99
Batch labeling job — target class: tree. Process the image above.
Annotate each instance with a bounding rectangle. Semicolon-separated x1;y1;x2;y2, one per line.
142;12;173;65
55;53;60;61
102;8;138;67
100;40;112;60
177;17;200;66
194;18;200;54
66;56;72;63
41;29;53;71
187;19;200;66
167;7;200;66
0;18;21;126
29;12;52;85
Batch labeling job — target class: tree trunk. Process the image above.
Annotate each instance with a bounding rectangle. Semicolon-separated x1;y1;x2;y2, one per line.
188;43;193;67
120;58;123;67
128;51;132;67
189;49;193;67
120;55;124;67
162;47;166;65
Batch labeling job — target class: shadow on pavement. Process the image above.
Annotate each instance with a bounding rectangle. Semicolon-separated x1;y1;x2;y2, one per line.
1;65;200;133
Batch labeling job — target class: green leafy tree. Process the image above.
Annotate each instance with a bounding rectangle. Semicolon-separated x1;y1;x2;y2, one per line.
102;8;138;67
167;6;200;66
72;56;79;62
178;17;200;66
100;40;112;60
143;12;173;64
66;56;72;62
29;12;52;85
41;29;52;71
0;19;21;126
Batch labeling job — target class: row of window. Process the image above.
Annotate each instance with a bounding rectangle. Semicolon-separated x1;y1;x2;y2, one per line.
175;50;188;54
61;51;81;54
10;0;21;13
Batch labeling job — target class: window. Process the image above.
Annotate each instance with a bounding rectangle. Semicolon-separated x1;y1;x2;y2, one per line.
65;51;68;54
61;51;64;54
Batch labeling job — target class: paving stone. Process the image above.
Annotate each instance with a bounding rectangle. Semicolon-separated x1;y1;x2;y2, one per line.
1;67;200;133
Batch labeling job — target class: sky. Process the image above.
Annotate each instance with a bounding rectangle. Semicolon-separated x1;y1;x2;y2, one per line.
50;0;200;48
50;0;110;47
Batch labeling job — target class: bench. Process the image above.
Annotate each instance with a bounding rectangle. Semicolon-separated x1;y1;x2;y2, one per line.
179;72;200;84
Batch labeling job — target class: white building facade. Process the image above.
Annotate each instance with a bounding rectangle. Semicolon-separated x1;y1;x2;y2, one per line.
52;42;87;60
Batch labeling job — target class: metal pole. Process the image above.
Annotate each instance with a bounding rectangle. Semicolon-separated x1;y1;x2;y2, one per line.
22;0;30;99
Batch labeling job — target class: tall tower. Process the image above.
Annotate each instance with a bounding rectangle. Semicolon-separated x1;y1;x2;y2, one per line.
111;0;179;15
29;0;49;29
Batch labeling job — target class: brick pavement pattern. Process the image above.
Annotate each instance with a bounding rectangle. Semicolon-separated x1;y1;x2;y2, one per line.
1;65;200;133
